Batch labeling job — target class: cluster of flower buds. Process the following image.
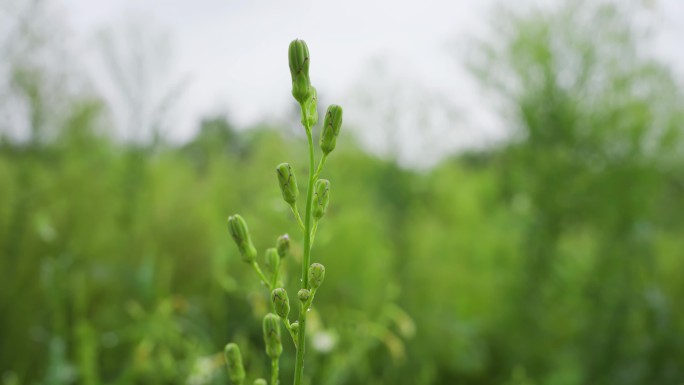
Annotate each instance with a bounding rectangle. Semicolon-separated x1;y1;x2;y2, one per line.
228;215;257;263
224;343;246;384
224;39;344;385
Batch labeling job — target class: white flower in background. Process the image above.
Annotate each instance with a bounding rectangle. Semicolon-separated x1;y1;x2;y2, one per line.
186;356;217;385
311;330;337;353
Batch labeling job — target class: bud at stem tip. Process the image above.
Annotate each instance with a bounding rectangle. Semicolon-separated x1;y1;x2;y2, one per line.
276;163;299;204
271;288;291;319
277;234;290;258
320;105;343;155
313;179;331;220
298;289;311;302
224;343;246;384
308;263;325;290
289;39;313;104
263;313;283;359
228;214;257;263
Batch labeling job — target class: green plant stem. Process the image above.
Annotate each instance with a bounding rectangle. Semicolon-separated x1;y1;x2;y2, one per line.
311;153;327;244
271;358;279;385
313;154;328;180
310;220;319;246
293;106;315;385
305;288;318;310
281;318;297;345
271;267;279;290
288;203;305;232
252;261;279;314
251;262;272;291
293;303;308;385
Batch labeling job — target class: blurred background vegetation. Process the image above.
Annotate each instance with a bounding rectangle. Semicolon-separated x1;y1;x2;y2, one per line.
1;1;684;384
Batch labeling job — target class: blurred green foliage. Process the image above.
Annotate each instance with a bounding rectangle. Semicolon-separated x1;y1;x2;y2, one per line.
1;1;684;385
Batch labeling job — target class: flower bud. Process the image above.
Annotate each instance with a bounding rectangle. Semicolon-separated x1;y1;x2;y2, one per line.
313;179;330;219
224;343;246;384
227;214;257;263
291;321;299;339
320;105;343;155
276;163;298;205
271;288;290;319
308;263;325;290
253;380;267;385
301;87;318;128
263;313;283;359
289;39;313;104
264;248;280;276
298;289;311;303
276;234;290;258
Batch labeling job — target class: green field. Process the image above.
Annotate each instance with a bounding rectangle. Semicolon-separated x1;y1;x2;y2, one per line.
1;1;683;384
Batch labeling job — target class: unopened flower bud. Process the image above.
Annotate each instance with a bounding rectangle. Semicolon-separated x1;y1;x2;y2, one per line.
298;289;310;302
227;214;257;263
253;380;267;385
276;163;299;205
289;39;313;104
313;179;330;219
301;87;318;128
291;321;299;339
271;288;290;319
277;234;290;258
264;248;280;276
320;105;343;154
224;343;246;384
308;263;325;290
263;313;283;359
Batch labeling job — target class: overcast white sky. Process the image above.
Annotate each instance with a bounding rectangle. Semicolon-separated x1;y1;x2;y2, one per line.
53;0;684;166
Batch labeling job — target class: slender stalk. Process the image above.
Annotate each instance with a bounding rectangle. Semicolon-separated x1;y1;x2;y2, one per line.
305;288;318;310
310;220;319;246
281;318;297;345
271;265;279;291
251;262;272;291
252;262;277;314
288;203;306;232
313;153;328;180
271;358;279;385
293;106;315;385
